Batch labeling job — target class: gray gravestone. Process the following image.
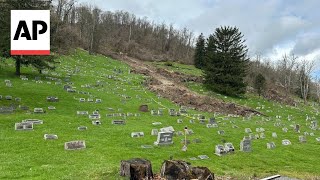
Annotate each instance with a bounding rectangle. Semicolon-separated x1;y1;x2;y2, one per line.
64;140;86;150
215;144;226;156
47;96;59;102
224;142;235;153
267;142;276;149
78;126;87;131
22;119;43;124
15;122;33;130
77;111;88;115
177;119;183;124
245;128;252;133
282;139;291;145
218;130;225;135
92;120;101;125
198;155;209;160
299;136;306;143
34;108;44;114
48;106;56;110
272;132;277;138
151;129;158;136
154;132;173;146
131;132;144;138
240;137;251;152
44;134;58;140
112;120;126;125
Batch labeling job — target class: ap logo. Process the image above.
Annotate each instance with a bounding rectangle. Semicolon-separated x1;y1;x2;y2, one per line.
11;10;50;55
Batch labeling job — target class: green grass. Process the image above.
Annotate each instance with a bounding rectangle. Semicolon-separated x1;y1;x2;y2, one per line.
0;49;319;179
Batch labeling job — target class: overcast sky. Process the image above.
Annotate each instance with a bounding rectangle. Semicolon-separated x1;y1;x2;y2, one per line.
78;0;320;76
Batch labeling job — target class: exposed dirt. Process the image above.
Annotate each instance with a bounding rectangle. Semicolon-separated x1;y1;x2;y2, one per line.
264;89;297;106
117;55;263;116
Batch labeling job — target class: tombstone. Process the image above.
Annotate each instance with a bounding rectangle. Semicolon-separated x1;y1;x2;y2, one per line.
294;124;300;133
15;97;21;102
87;98;94;102
232;125;239;128
189;119;195;124
177;119;183;124
186;129;194;135
5;95;12;100
95;99;102;103
304;132;309;136
299;136;306;143
316;137;320;142
240;137;251;152
34;108;44;114
131;132;144;138
310;132;314;136
48;106;56;110
310;121;318;130
78;126;87;131
199;119;206;124
267;142;276;149
89;114;100;120
0;106;14;114
15;122;33;130
215;144;227;156
272;132;277;138
139;104;149;112
47;96;59;102
193;138;201;143
198;155;209;160
112;120;126;125
245;128;252;133
179;107;187;114
260;133;265;139
64;140;86;150
77;111;88;115
79;98;85;102
158;109;164;116
151;129;158;136
282;127;288;133
141;145;153;149
154;132;173;146
92;120;101;125
224;143;235;153
63;85;72;90
217;130;225;135
160;126;175;133
282;139;291;145
44;134;58;140
249;134;256;140
209;118;216;124
20;106;29;111
22;119;43;124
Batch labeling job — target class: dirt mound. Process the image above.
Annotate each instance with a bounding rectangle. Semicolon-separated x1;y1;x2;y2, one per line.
264;89;296;106
120;55;262;116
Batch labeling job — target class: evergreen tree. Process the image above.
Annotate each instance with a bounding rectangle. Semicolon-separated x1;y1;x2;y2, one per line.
254;73;266;97
204;26;249;96
194;33;205;69
0;0;55;76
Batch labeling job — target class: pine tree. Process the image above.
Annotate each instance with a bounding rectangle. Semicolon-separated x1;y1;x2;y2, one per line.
194;33;205;69
0;0;55;76
204;26;249;96
254;73;266;97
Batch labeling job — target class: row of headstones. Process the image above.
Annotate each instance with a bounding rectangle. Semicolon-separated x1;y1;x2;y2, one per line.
77;111;141;118
0;95;21;101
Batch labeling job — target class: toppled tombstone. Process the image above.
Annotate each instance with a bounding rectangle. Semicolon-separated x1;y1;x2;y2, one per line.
64;140;86;150
112;120;126;125
78;126;87;131
44;134;58;140
15;122;33;130
131;132;144;138
34;108;44;114
215;144;226;156
47;96;59;102
120;158;153;180
139;104;149;112
160;160;214;180
22;119;43;124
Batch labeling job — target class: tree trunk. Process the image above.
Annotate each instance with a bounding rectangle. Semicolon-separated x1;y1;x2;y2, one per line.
120;158;153;180
15;57;21;76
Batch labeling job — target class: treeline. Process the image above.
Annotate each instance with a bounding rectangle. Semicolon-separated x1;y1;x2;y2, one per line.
52;0;194;63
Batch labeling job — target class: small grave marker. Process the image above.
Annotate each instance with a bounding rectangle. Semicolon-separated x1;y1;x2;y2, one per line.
44;134;58;140
154;132;173;146
131;132;144;138
215;144;227;156
15;122;33;130
267;142;276;149
282;139;291;145
64;140;86;150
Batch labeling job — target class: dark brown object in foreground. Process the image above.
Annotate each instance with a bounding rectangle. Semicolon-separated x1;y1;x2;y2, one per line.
160;160;214;180
120;158;153;180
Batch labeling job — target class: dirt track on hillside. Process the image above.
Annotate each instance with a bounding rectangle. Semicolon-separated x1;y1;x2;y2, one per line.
119;55;263;116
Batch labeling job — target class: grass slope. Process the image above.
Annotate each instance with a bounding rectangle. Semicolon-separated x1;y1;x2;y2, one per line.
0;50;319;179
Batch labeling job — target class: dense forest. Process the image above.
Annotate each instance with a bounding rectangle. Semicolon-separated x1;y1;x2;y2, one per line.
0;0;319;103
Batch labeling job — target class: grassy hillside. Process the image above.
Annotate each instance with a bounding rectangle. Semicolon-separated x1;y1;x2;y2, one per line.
0;50;319;179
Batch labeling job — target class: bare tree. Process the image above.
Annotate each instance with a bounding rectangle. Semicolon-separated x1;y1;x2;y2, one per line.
277;54;298;97
299;59;315;104
316;77;320;103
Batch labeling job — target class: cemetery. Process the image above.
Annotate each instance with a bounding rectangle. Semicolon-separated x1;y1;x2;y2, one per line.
0;49;319;179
